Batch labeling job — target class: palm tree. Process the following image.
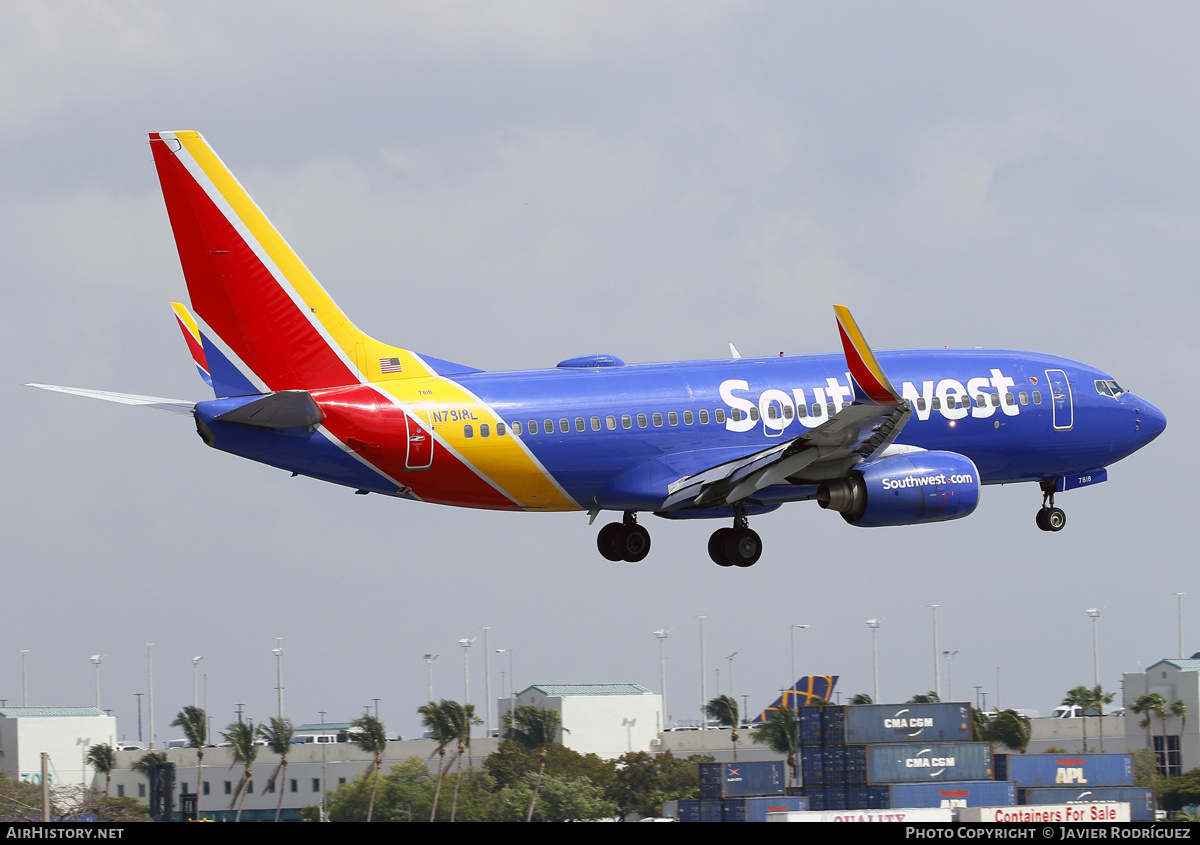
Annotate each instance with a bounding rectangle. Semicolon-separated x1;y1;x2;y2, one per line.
848;693;874;705
441;700;481;822
221;720;258;822
419;701;457;822
1090;684;1115;753
1172;700;1188;736
350;714;387;822
908;692;940;704
981;709;1032;753
502;704;564;822
705;695;741;761
257;717;294;823
170;706;207;811
1063;686;1093;751
751;707;799;788
1132;693;1168;772
86;743;116;795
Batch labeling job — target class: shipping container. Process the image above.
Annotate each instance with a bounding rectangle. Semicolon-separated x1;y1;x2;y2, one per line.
722;796;809;822
864;780;1016;810
800;749;823;787
800;706;823;746
1018;787;1155;822
823;703;973;745
864;741;993;784
995;754;1133;788
699;760;785;798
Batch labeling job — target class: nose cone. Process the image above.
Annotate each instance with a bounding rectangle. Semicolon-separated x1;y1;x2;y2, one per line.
1132;396;1166;445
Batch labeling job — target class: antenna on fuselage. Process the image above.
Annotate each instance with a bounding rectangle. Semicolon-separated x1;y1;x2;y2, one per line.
729;343;742;359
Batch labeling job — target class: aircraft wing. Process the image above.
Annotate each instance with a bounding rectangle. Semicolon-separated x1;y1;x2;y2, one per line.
661;305;911;510
25;384;196;415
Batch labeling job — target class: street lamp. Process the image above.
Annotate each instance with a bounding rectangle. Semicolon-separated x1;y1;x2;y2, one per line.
1177;593;1186;658
698;616;707;729
866;620;880;702
726;652;738;699
192;656;204;709
273;638;285;719
653;631;669;730
90;655;102;710
942;650;959;700
424;653;439;702
458;638;476;704
1087;609;1101;686
929;605;942;699
789;624;810;705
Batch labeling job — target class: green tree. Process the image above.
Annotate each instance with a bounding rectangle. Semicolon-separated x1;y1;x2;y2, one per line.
418;701;457;822
1172;699;1188;737
131;750;167;779
221;720;258;822
502;705;564;822
908;692;940;704
494;772;615;822
1062;686;1093;751
1133;693;1168;772
848;693;874;705
981;709;1033;753
751;707;798;787
607;750;708;820
258;717;294;822
86;743;116;795
169;706;207;811
704;694;741;761
350;714;388;823
439;700;481;822
1090;684;1115;752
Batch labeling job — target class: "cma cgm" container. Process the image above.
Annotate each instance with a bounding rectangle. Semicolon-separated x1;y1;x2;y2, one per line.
860;742;993;784
995;753;1133;788
822;703;973;745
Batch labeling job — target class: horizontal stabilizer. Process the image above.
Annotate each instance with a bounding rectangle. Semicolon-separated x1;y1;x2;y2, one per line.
213;390;326;429
25;384;195;415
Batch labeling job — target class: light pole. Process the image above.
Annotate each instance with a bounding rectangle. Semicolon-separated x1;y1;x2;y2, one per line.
482;627;491;739
942;650;958;700
147;643;155;749
1087;608;1101;686
496;648;515;736
789;624;810;705
90;655;102;710
726;652;738;699
653;630;669;730
20;650;29;707
192;657;204;709
929;605;942;699
273;638;285;719
1177;593;1186;658
698;616;707;729
866;620;880;702
424;654;439;702
459;638;476;704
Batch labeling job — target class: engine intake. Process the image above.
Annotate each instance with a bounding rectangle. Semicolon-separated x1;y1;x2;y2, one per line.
817;451;981;527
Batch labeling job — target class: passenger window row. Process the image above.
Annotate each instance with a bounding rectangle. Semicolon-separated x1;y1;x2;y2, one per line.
501;408;728;437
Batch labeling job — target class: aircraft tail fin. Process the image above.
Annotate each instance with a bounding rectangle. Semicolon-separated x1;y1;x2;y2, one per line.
149;131;441;392
833;305;902;406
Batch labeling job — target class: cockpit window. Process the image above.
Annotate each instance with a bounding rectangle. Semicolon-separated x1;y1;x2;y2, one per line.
1095;379;1127;398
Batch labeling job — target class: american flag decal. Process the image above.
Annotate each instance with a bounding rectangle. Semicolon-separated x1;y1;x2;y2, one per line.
379;357;404;373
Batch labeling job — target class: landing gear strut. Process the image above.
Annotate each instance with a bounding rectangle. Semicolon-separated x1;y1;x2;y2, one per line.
597;512;651;562
708;503;762;567
1036;480;1066;532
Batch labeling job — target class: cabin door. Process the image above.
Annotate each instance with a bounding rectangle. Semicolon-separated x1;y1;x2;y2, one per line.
405;409;434;470
1045;369;1073;431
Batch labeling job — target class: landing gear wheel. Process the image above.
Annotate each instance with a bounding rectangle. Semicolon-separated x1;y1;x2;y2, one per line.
708;528;734;566
597;522;624;561
1035;507;1066;532
617;523;651;562
723;527;763;567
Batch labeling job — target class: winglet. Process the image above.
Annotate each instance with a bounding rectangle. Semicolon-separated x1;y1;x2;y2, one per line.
171;302;212;389
833;305;901;406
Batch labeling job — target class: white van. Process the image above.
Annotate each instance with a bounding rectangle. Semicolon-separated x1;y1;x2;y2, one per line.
293;733;340;745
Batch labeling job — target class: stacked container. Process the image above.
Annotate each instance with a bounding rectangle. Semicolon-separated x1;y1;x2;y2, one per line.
796;703;1012;812
685;761;808;822
996;753;1153;822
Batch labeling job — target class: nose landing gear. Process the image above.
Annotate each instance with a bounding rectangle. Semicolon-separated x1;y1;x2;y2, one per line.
597;512;651;562
1036;480;1066;532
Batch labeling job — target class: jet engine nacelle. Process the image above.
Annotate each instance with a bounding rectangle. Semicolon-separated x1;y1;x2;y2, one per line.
817;451;981;527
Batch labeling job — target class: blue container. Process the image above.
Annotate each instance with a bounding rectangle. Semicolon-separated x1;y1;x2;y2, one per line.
865;742;993;784
678;799;699;823
866;780;1016;810
699;760;785;798
722;796;809;822
800;707;823;746
826;703;973;745
995;754;1133;788
699;799;723;823
800;748;824;787
1019;787;1155;822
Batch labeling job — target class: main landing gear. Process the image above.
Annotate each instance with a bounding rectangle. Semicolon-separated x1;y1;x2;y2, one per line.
597;512;651;563
1036;479;1066;532
708;504;762;567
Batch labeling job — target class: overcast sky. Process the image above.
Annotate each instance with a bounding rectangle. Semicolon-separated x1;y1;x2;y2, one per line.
3;2;1197;750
